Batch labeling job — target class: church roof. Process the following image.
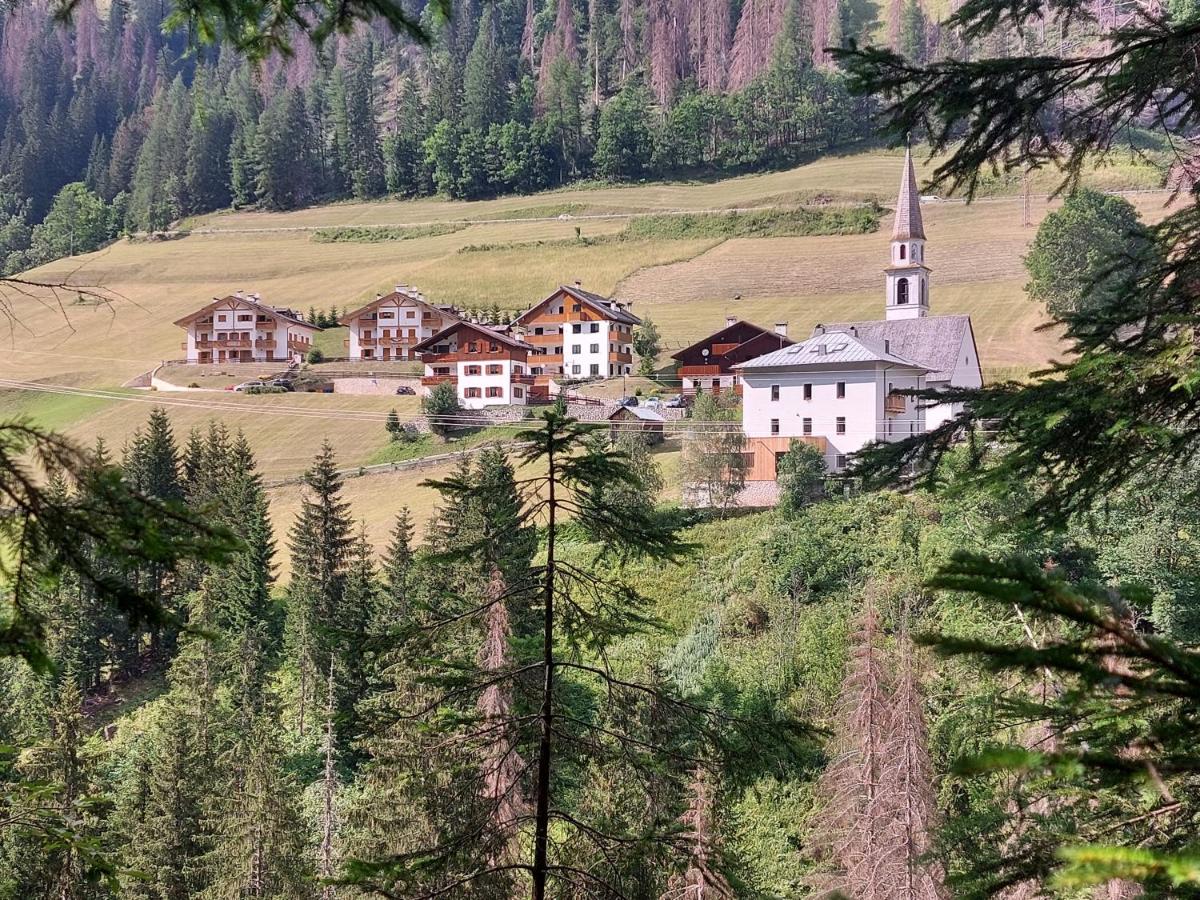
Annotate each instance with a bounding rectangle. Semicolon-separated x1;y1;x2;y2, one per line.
893;147;926;241
814;316;973;382
735;332;927;371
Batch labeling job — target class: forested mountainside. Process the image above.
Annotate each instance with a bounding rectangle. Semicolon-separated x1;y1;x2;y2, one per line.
5;406;1197;898
0;0;944;275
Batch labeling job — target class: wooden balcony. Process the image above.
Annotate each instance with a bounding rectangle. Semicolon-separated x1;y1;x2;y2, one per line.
679;364;724;377
421;374;458;387
359;337;378;347
287;339;310;352
196;338;251;349
885;393;906;415
255;338;276;349
418;349;521;363
511;374;535;385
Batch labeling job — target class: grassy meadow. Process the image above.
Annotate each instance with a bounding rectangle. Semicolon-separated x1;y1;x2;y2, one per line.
0;147;1178;547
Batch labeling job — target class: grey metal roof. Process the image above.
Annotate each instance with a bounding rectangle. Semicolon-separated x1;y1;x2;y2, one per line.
813;315;973;382
893;147;926;241
734;331;928;371
609;406;665;422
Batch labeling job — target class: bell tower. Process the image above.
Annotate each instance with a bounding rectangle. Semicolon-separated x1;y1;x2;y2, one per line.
885;146;930;321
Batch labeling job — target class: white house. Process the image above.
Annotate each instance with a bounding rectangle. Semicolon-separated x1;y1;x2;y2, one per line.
338;285;460;361
735;147;984;479
175;292;319;364
513;284;639;382
412;321;535;410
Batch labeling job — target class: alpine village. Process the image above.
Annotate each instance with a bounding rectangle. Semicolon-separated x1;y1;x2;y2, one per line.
0;0;1195;899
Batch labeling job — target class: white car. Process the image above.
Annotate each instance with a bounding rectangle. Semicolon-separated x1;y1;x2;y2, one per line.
232;380;266;392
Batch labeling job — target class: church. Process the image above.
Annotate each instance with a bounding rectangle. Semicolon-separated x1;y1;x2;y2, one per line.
735;148;983;481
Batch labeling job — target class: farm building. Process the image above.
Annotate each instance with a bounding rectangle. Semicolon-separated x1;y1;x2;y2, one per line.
607;405;665;445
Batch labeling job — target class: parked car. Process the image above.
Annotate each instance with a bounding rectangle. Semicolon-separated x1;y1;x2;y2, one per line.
618;396;639;407
232;380;266;392
269;378;294;391
395;385;416;395
642;397;663;410
664;395;686;408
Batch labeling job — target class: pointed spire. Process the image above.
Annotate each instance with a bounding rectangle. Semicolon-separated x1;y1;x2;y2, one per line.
892;144;926;241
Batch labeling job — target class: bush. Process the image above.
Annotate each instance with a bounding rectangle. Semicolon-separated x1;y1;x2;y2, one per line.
306;348;325;364
245;385;288;395
422;381;461;437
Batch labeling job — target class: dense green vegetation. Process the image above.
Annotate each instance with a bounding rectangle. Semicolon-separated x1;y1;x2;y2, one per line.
310;223;468;243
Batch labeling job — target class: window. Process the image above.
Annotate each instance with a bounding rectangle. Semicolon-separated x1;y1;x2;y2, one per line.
836;382;846;398
489;342;499;352
406;310;415;318
899;244;906;260
465;387;482;398
572;345;581;354
836;417;846;434
803;383;812;400
590;364;600;376
572;364;581;375
590;323;599;333
770;418;780;435
486;386;503;398
770;384;780;401
590;344;599;353
238;314;252;322
535;327;544;335
514;387;524;398
921;280;927;305
572;324;582;334
711;379;719;390
897;278;909;305
572;303;581;312
465;365;482;375
379;311;394;319
803;418;812;435
836;454;847;469
468;341;478;352
486;364;503;374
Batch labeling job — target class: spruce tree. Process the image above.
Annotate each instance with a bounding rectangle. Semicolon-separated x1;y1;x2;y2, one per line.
287;442;353;737
463;7;509;132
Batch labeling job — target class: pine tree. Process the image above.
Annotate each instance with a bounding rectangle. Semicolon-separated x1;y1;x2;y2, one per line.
379;507;415;626
200;715;314;899
287;442;353;737
463;7;509;132
256;85;317;210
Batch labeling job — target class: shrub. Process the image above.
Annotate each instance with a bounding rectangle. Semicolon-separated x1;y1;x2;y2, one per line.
306;348;325;364
422;381;461;437
245;385;287;395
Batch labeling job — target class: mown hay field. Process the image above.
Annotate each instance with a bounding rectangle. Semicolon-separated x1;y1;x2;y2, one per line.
0;149;1179;546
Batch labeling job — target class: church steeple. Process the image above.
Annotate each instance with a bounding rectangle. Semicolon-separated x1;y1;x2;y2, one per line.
885;145;930;320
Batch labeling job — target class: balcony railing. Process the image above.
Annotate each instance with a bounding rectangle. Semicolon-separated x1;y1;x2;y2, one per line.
679;364;723;377
884;393;906;415
255;338;276;349
421;374;458;387
359;337;378;347
511;374;535;385
195;338;252;349
287;339;310;352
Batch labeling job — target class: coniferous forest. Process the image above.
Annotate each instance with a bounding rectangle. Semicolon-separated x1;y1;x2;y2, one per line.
0;0;937;274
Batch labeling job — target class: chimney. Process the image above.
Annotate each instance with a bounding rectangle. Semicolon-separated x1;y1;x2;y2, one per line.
726;315;736;328
235;290;244;299
814;323;825;335
395;284;405;294
574;280;582;287
850;326;858;337
376;293;383;301
774;322;788;337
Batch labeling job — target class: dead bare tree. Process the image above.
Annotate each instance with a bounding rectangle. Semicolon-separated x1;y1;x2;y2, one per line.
813;602;892;900
727;0;785;90
660;767;735;900
691;0;731;92
476;565;526;866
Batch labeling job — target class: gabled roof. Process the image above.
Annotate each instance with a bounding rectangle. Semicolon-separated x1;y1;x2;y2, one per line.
609;406;664;422
814;315;974;382
174;294;317;331
338;286;456;326
671;320;791;363
735;331;928;371
515;285;641;327
411;320;534;354
893;146;926;242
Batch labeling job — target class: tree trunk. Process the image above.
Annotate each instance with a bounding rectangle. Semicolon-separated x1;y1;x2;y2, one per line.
531;440;557;900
